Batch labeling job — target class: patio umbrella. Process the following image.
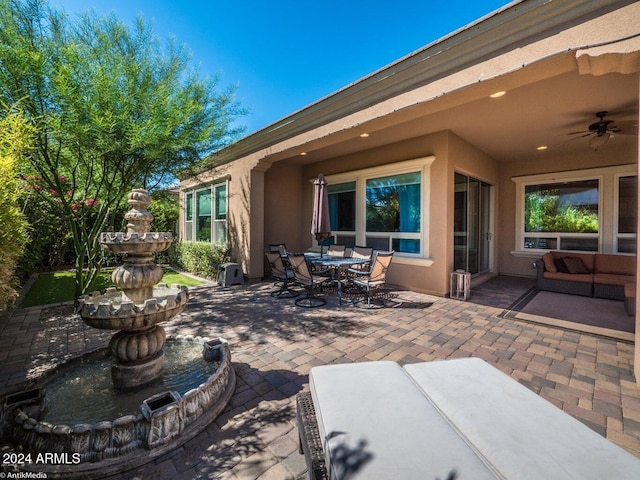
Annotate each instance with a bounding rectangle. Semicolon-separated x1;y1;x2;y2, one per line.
311;174;331;254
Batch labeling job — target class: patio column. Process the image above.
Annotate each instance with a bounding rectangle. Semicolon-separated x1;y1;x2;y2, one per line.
246;160;272;280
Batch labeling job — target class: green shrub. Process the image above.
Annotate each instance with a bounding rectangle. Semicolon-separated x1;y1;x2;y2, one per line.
175;241;231;279
0;106;32;310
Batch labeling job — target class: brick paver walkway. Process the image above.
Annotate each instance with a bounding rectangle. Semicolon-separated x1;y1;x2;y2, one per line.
1;277;639;479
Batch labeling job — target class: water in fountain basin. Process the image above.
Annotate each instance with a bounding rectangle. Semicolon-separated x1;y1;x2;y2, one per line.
40;339;218;425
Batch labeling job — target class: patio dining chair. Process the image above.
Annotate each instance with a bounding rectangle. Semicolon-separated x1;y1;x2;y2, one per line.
344;245;374;277
288;253;332;307
265;251;299;298
348;250;394;308
268;243;288;256
326;244;346;257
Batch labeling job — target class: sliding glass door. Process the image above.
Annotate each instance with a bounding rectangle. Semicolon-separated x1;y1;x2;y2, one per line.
454;173;492;275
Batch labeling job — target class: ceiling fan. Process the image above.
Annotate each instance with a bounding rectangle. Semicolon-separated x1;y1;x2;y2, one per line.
568;111;637;149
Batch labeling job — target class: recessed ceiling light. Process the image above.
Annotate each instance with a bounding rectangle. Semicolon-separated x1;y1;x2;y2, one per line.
490;91;506;98
359;133;370;138
537;145;548;151
300;152;307;156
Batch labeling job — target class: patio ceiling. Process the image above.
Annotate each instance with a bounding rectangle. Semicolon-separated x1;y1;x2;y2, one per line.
274;66;638;166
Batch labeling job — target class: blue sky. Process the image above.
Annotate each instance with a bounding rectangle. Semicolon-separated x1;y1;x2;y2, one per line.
51;0;509;135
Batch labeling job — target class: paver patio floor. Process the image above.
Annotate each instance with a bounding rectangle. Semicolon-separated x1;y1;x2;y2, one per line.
1;276;639;479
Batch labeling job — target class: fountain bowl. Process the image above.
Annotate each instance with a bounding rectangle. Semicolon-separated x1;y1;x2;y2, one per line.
1;337;236;479
76;284;188;331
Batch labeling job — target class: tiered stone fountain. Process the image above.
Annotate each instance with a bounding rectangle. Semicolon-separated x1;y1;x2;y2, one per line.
78;188;187;390
1;189;236;479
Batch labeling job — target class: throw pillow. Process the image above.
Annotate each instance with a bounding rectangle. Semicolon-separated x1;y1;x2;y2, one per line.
562;256;590;275
554;257;570;273
542;253;557;273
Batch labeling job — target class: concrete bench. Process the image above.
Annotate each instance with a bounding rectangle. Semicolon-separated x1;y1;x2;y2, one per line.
298;358;640;480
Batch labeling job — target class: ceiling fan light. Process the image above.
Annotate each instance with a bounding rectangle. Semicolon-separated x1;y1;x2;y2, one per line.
589;132;610;149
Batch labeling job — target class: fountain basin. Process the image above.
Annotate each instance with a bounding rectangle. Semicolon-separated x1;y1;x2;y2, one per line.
2;337;236;479
77;284;188;331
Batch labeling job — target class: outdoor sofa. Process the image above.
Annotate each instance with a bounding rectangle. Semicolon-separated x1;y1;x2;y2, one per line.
297;358;640;480
534;251;636;301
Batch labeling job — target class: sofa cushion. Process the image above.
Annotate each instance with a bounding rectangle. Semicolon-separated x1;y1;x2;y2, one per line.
594;254;636;276
542;252;557;272
562;256;590;274
543;271;593;284
593;273;636;287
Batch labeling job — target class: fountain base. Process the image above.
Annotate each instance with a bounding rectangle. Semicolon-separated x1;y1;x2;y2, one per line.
111;350;165;391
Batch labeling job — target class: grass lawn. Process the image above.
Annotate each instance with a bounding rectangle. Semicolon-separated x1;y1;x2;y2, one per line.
19;268;206;308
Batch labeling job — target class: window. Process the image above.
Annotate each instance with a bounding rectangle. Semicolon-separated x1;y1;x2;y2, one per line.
325;157;434;257
513;165;636;255
366;172;421;253
185;192;193;241
523;179;599;251
214;183;227;243
328;182;356;246
183;181;228;244
617;175;637;253
196;190;212;241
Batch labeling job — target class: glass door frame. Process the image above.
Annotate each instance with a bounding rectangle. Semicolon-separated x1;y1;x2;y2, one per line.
454;172;494;276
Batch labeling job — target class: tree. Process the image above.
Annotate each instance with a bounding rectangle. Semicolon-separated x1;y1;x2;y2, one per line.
0;0;246;297
0;104;32;310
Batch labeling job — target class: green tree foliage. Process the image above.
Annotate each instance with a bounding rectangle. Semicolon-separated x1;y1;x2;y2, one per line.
525;191;598;233
148;189;179;264
0;104;32;310
0;0;246;296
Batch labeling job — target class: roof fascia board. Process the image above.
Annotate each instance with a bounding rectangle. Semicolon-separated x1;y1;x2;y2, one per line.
203;0;634;168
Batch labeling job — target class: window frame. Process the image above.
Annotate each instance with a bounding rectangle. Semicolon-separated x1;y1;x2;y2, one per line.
614;173;638;254
324;156;435;260
183;179;229;244
512;165;636;256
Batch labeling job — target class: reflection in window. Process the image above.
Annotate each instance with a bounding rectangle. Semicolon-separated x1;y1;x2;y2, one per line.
366;172;421;253
185;183;228;244
328;182;355;232
185;192;193;241
214;183;227;243
618;175;637;253
524;179;599;251
196;190;212;241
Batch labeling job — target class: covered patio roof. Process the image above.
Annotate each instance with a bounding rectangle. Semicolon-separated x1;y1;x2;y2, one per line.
201;0;639;170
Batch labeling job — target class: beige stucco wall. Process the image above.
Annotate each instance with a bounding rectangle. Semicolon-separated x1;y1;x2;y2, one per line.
180;156;261;276
256;130;498;296
263;162;305;252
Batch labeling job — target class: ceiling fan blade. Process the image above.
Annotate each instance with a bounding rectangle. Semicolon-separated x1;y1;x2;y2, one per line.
566;131;591;137
610;120;638;135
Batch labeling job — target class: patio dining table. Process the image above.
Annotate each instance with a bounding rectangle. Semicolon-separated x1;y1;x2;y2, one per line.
304;252;370;305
